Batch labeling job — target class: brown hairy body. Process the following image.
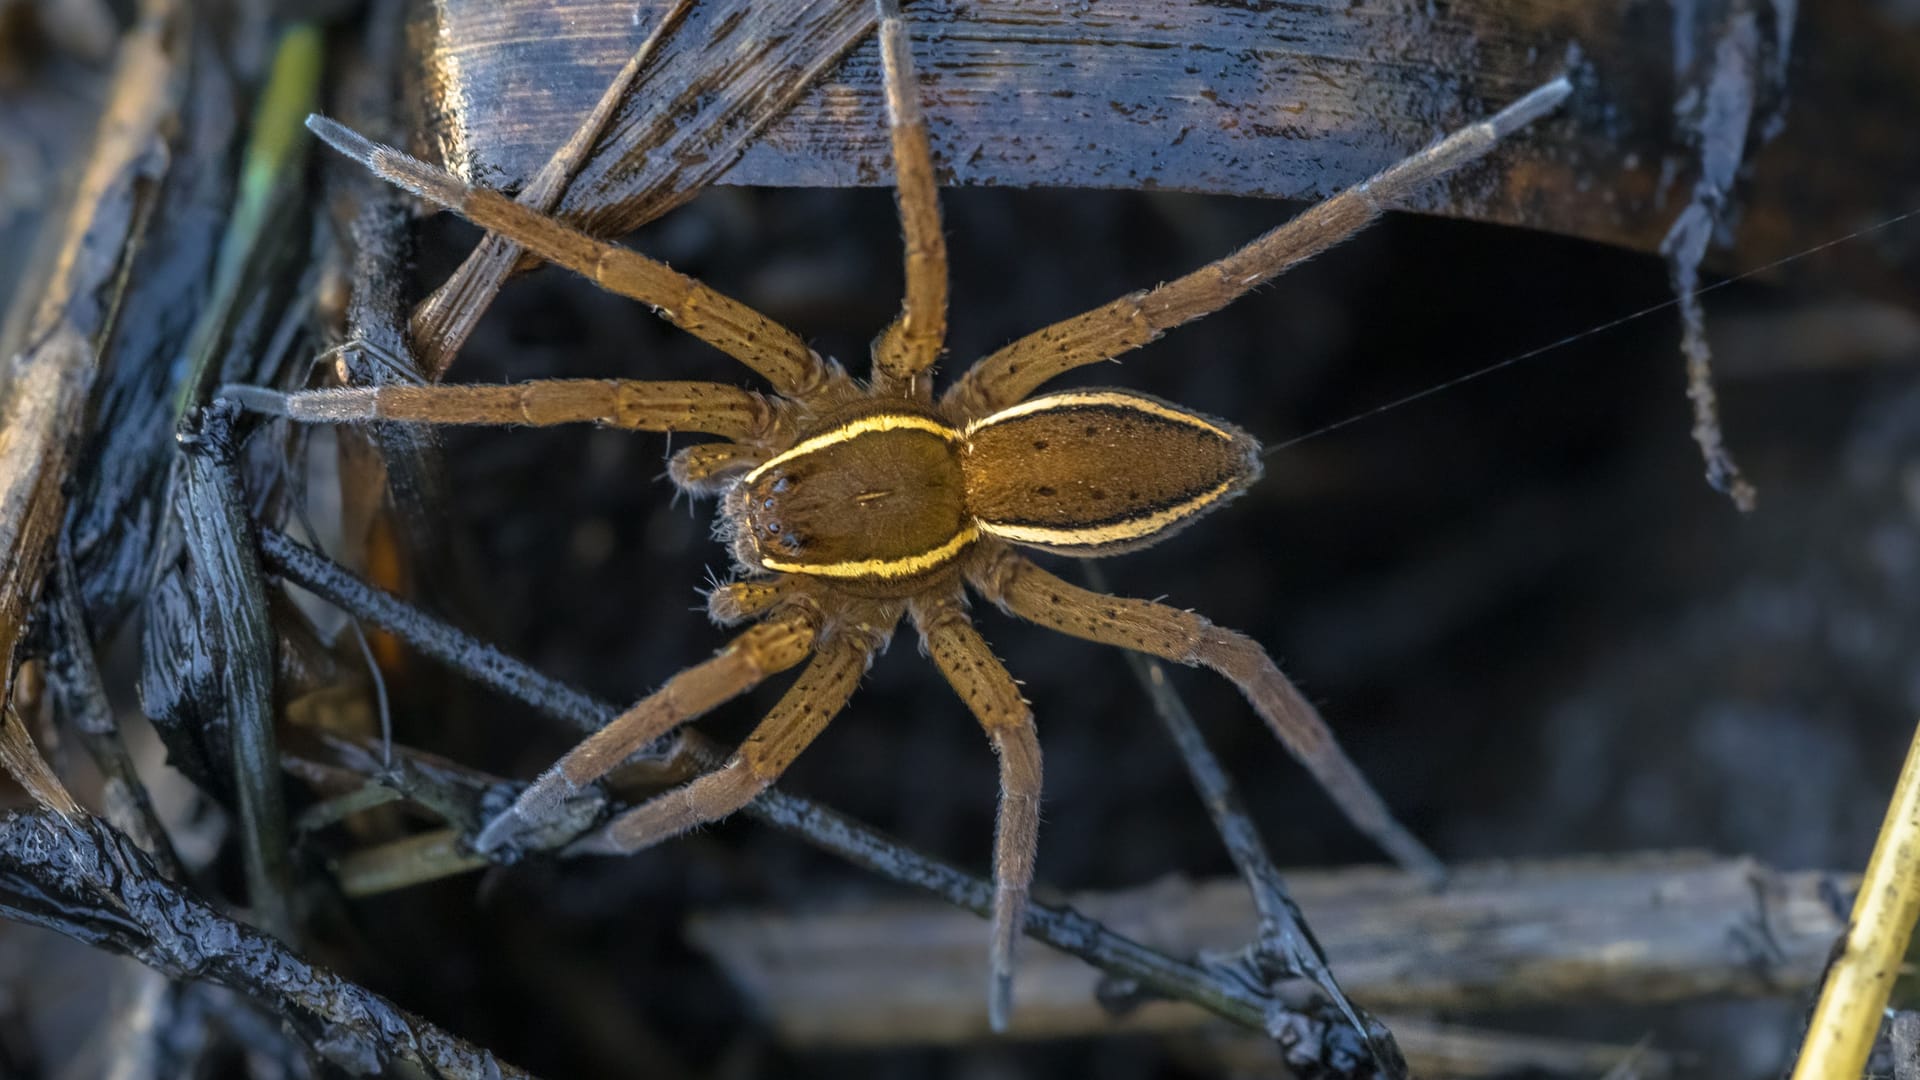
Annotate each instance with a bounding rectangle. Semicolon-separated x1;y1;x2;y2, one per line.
725;389;1260;589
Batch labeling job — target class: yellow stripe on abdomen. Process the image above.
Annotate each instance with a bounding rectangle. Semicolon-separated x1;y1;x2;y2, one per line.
975;479;1240;550
963;389;1239;441
961;389;1260;556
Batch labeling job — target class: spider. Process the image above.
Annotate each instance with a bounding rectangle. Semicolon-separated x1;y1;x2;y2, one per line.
239;0;1569;1030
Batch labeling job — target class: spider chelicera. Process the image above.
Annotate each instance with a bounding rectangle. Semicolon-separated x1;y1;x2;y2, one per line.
239;0;1569;1029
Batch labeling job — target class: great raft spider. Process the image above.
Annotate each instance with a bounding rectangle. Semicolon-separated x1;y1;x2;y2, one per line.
241;1;1570;1029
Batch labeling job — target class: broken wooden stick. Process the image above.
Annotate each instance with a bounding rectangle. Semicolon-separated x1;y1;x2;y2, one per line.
689;851;1849;1044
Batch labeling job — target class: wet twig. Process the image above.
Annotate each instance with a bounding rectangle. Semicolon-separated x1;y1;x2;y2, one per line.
1657;9;1772;511
0;808;534;1079
256;527;1315;1034
175;404;292;941
45;541;186;880
1088;564;1403;1078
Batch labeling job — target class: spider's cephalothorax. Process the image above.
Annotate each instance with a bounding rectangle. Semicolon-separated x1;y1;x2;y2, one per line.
268;1;1569;1032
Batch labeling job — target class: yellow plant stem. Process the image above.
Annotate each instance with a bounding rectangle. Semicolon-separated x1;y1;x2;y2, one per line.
1792;718;1920;1079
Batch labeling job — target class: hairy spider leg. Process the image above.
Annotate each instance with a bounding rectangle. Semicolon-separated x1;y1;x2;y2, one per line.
911;593;1040;1032
569;629;883;855
971;545;1446;885
475;608;822;854
222;380;788;445
944;76;1574;418
870;0;949;399
306;116;838;401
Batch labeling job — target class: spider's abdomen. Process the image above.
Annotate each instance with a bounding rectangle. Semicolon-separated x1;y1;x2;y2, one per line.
960;390;1261;556
731;411;974;582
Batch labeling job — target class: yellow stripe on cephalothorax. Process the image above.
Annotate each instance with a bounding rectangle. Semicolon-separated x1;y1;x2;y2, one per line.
760;523;981;579
976;479;1241;550
744;411;960;487
962;390;1239;441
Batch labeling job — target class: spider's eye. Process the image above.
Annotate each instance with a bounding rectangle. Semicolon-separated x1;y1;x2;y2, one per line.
765;522;780;534
772;475;793;493
762;498;776;510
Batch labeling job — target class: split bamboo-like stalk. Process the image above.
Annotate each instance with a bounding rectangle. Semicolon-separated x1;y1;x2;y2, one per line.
690;852;1849;1044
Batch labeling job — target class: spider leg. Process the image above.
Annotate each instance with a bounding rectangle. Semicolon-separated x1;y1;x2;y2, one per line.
870;0;948;398
475;607;820;853
223;379;785;445
944;76;1572;417
910;594;1039;1032
567;630;877;856
969;546;1444;884
307;117;836;400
